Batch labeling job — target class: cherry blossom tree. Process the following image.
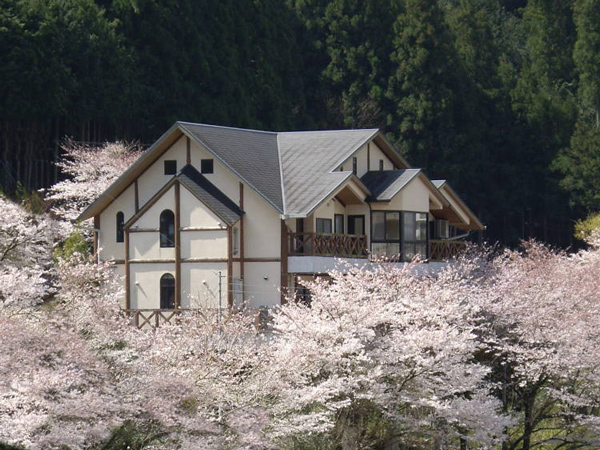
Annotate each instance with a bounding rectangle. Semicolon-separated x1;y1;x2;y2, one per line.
46;140;141;236
459;240;600;450
0;196;57;311
265;262;511;450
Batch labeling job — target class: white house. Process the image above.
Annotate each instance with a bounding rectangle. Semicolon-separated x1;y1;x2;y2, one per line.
78;122;483;319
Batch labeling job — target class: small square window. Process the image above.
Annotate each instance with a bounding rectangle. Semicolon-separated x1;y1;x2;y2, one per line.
201;159;214;174
164;160;177;175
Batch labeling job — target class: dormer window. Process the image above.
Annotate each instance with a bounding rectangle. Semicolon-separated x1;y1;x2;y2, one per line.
352;157;357;175
164;160;177;175
201;159;214;174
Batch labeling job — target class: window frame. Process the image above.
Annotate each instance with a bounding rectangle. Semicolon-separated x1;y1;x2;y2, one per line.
347;215;365;236
316;218;332;234
159;209;175;248
160;273;176;309
379;159;384;171
116;211;124;243
370;210;428;261
334;214;344;234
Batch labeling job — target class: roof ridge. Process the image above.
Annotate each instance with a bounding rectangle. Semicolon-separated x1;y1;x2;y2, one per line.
276;133;287;215
280;128;379;135
177;121;278;135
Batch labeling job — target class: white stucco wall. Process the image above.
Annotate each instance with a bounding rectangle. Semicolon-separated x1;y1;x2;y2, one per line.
180;230;228;259
179;187;224;228
183;262;228;309
243;184;281;259
311;197;346;231
243;262;281;308
373;177;431;213
339;141;395;176
129;185;176;261
137;136;187;207
189;140;240;204
130;263;175;309
98;183;136;261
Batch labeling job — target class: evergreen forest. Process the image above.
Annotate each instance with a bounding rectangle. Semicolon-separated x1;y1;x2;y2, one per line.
2;0;600;246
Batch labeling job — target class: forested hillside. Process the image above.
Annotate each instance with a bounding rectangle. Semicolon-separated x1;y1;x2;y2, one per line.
2;0;599;246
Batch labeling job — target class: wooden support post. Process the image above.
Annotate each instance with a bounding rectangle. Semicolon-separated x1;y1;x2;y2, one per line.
125;228;130;310
93;215;100;260
134;180;139;212
175;182;181;309
227;226;233;308
186;136;191;164
281;219;288;305
239;182;245;282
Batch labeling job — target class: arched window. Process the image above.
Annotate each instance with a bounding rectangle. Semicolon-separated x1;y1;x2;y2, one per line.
160;273;175;309
116;212;124;243
160;210;175;247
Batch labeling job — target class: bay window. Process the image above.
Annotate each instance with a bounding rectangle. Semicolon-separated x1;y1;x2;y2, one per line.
371;211;428;261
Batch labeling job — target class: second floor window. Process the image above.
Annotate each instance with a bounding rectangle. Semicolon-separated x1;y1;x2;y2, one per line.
116;211;124;243
316;218;332;234
160;209;175;247
371;211;427;261
334;214;344;234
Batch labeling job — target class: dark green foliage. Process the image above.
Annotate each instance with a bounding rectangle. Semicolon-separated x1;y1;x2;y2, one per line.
2;0;600;246
54;229;91;261
555;121;600;213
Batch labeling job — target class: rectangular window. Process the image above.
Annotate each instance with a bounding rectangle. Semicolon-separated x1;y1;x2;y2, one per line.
402;212;428;261
164;160;177;175
201;159;214;174
434;219;449;239
233;227;239;255
352;157;358;175
334;214;344;234
348;215;365;235
316;218;332;234
379;159;384;171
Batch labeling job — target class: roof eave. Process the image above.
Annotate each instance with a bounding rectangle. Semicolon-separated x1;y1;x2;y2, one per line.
78;122;184;222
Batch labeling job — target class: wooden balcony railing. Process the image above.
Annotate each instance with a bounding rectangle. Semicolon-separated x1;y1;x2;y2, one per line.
288;232;368;258
429;240;467;261
127;309;181;328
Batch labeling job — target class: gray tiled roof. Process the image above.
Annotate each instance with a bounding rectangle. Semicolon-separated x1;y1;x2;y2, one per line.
278;129;377;216
181;123;378;217
361;169;421;201
180;122;283;212
178;165;243;226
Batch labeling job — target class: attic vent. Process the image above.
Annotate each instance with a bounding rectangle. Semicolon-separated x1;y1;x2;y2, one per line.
201;159;214;174
164;160;177;175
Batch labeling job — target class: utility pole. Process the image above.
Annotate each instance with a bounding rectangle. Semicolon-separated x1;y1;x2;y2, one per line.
217;270;224;335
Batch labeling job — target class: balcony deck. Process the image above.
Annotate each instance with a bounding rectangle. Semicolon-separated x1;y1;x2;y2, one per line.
287;232;467;262
288;232;368;258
